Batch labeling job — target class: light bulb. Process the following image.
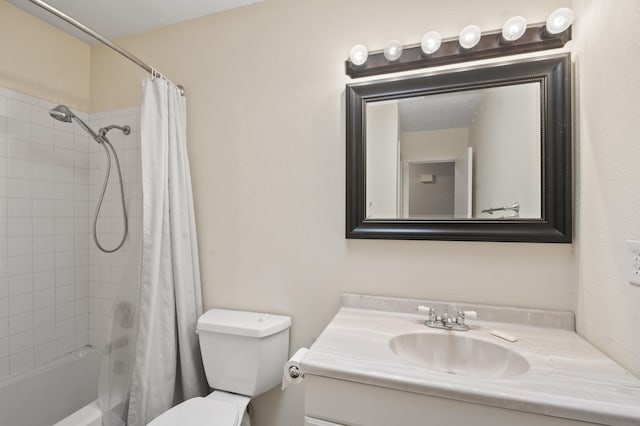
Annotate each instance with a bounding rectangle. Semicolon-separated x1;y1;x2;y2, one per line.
383;40;403;62
421;31;442;55
502;16;527;42
459;25;482;49
349;44;368;66
546;7;574;35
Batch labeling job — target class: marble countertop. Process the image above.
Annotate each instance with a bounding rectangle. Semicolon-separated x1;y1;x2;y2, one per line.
300;294;640;426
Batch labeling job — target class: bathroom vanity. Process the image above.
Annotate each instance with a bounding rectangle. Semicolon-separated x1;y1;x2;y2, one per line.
300;295;640;426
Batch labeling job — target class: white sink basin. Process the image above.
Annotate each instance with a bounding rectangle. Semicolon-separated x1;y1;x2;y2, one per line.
389;332;529;378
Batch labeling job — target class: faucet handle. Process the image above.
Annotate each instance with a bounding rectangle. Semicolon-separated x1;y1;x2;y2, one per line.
417;306;438;324
417;305;432;315
464;310;478;319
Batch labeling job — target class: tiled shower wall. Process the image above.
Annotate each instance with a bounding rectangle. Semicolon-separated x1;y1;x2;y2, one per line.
87;108;141;349
0;86;141;379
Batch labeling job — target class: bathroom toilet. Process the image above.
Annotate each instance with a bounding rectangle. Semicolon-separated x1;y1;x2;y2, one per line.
148;309;291;426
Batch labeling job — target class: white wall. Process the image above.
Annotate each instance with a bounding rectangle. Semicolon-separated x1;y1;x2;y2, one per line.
469;85;541;218
88;1;576;424
573;0;640;377
401;128;469;161
366;101;398;218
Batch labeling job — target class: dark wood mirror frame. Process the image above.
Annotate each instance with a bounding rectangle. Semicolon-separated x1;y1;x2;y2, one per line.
346;53;572;243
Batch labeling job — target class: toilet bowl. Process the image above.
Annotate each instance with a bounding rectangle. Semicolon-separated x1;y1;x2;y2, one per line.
148;309;291;426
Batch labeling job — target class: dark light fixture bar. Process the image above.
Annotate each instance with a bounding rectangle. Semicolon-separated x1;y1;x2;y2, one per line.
345;24;571;79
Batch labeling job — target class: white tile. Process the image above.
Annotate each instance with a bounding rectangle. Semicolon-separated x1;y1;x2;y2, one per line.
0;298;8;318
7;178;32;198
74;200;89;217
0;337;7;357
5;89;37;105
34;341;56;365
54;130;74;149
32;106;53;128
9;312;33;335
32;253;54;273
54;182;74;200
32;124;54;145
55;285;74;303
75;250;89;266
7;118;31;141
10;329;33;354
55;235;74;252
75;298;88;315
33;235;54;254
54;199;74;217
8;236;32;257
0;356;8;379
0;278;7;298
8;255;32;276
34;289;54;310
74;184;89;201
10;348;34;374
56;334;75;356
0;317;7;338
7;99;32;122
31;142;54;164
55;252;74;269
8;218;32;237
32;199;54;217
8;158;31;179
8;198;32;217
32;180;54;199
55;148;75;168
33;217;54;235
35;324;55;347
8;274;32;296
55;217;74;234
7;138;31;161
33;307;54;327
0;258;7;278
56;301;75;321
33;271;55;291
54;165;74;183
9;293;32;316
32;163;54;181
76;329;88;347
76;313;88;331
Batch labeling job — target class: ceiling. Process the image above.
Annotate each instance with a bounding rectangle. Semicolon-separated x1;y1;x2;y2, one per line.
397;91;486;133
8;0;263;43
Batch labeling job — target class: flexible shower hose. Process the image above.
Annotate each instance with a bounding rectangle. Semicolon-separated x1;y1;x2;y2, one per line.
94;137;128;253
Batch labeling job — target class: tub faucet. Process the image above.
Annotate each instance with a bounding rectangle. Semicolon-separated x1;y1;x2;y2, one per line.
417;306;478;331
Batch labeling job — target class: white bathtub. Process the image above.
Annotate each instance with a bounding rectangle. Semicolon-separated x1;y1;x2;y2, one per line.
0;348;100;426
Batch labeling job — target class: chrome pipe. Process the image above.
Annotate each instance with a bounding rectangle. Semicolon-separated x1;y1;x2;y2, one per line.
26;0;185;95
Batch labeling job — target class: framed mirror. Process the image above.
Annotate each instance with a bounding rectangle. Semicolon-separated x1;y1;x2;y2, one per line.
346;54;571;242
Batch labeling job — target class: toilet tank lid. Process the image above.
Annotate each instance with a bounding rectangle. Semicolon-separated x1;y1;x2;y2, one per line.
197;309;291;338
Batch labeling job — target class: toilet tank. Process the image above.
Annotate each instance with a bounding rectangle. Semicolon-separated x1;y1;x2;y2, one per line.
196;309;291;397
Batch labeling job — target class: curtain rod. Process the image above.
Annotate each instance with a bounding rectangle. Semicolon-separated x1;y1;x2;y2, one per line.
27;0;185;96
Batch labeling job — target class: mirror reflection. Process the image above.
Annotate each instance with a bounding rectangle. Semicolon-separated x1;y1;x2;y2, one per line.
365;83;541;220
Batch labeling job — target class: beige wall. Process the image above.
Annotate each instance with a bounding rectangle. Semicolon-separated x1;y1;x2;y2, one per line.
573;0;640;376
89;0;577;424
0;0;90;110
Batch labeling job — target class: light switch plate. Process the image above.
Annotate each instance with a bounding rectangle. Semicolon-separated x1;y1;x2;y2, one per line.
627;240;640;286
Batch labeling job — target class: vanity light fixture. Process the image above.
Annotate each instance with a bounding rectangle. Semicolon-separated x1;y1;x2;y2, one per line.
349;44;369;66
545;7;574;35
345;8;573;78
502;16;527;42
459;25;482;50
421;31;442;55
383;40;404;61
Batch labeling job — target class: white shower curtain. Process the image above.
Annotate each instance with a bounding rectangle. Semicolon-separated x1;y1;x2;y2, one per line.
127;78;207;425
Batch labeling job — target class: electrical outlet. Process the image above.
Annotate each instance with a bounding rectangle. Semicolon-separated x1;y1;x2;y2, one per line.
627;240;640;286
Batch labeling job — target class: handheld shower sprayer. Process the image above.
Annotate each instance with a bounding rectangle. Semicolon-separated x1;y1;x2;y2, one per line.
49;105;130;253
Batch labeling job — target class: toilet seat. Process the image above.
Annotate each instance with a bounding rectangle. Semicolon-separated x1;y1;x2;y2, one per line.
147;397;240;426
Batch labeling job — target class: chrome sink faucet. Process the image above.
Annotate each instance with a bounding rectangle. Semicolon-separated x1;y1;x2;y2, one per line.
417;306;478;332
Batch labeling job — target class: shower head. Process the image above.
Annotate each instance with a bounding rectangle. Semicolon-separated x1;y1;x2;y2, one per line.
49;105;74;123
49;104;99;140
